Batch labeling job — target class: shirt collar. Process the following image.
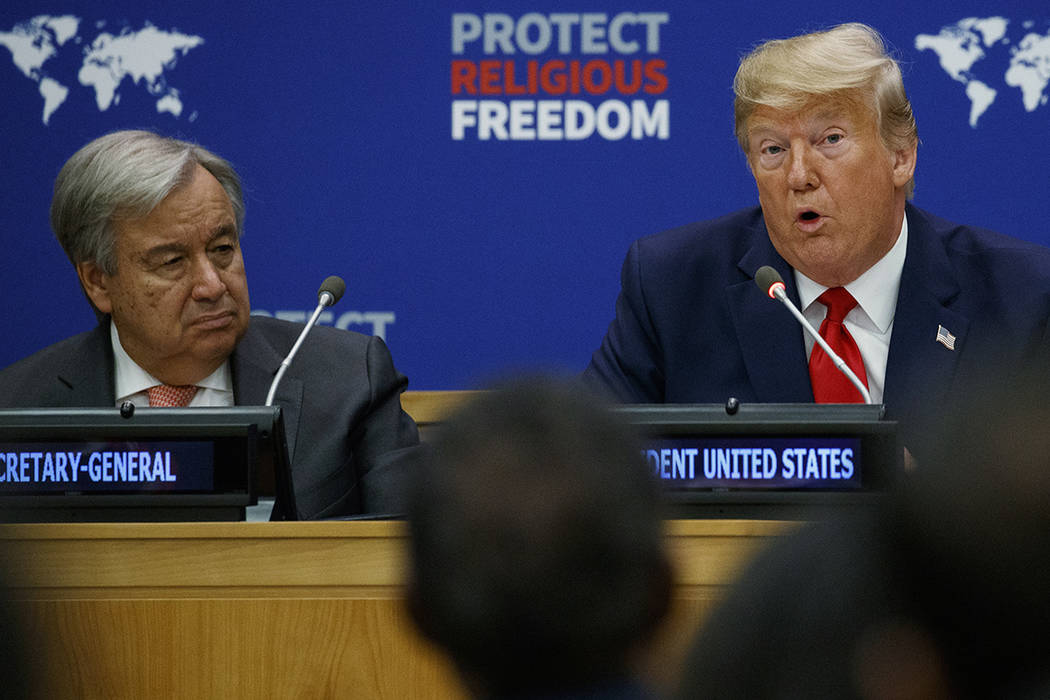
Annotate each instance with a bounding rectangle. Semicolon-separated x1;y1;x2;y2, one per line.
110;322;232;400
794;213;908;334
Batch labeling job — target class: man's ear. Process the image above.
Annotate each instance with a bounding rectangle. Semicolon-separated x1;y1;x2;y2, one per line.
892;140;918;188
76;261;114;315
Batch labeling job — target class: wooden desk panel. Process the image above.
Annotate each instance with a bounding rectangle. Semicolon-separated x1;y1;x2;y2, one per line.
401;391;479;427
0;520;792;699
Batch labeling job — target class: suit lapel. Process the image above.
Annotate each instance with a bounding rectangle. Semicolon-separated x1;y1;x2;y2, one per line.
884;206;969;418
55;324;117;405
231;323;305;461
729;227;814;402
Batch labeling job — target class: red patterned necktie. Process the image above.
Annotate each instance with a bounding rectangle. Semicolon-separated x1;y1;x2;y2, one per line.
147;384;199;407
809;287;869;403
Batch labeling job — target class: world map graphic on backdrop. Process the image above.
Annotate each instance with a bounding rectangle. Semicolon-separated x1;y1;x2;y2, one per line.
916;16;1050;127
0;6;1048;390
0;14;203;125
4;13;1047;133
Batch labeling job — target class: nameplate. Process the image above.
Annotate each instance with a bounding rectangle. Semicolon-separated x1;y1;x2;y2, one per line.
645;436;862;490
0;440;215;493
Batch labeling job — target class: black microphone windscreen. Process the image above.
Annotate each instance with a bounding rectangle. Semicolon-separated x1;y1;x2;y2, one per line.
754;266;783;293
318;275;346;305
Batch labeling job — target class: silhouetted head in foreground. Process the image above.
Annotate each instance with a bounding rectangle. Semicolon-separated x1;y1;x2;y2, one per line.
406;378;672;698
677;362;1050;700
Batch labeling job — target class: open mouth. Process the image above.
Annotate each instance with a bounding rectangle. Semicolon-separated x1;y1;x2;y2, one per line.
798;210;820;222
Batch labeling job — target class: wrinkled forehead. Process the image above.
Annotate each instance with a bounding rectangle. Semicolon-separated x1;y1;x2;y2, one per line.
113;165;237;246
745;93;878;141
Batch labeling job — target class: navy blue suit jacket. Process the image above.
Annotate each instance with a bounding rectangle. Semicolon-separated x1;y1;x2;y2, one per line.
0;316;421;519
583;204;1050;454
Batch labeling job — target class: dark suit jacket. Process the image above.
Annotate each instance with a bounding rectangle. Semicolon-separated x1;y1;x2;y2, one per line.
583;203;1050;456
0;316;420;519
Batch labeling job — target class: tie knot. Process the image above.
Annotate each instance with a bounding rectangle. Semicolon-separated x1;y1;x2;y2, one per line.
148;384;199;408
817;287;858;324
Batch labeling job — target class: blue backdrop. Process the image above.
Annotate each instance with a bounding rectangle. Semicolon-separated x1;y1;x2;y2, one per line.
2;2;1048;389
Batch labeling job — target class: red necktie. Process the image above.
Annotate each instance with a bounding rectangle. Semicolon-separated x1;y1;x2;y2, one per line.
809;288;869;403
147;384;199;407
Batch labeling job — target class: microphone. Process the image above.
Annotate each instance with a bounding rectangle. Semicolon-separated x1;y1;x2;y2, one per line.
265;276;346;406
317;275;345;308
754;265;872;404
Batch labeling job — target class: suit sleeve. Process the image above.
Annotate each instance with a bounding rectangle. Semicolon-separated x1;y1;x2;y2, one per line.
351;335;422;514
581;239;666;403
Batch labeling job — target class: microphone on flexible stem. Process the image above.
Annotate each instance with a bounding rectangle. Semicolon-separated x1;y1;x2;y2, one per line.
265;275;346;406
754;266;872;405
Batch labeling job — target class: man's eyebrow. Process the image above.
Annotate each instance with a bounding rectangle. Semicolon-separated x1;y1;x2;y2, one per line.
746;122;784;141
748;108;854;141
140;242;188;263
748;122;779;135
209;223;238;241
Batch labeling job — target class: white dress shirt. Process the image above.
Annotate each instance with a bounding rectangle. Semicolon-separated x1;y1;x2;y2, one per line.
110;323;234;407
794;214;909;404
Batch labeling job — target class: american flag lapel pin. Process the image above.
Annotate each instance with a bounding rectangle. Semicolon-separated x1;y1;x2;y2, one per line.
935;324;956;350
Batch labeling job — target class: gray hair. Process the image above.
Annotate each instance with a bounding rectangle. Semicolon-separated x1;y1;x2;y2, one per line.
50;130;245;274
733;23;918;196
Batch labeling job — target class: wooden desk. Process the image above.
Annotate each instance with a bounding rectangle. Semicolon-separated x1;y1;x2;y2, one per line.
400;390;479;427
0;519;792;699
401;390;480;442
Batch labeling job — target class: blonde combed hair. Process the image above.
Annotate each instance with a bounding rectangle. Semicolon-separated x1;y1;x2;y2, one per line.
733;23;918;195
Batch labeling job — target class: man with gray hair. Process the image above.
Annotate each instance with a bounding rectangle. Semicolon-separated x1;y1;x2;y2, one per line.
583;23;1050;460
0;130;420;519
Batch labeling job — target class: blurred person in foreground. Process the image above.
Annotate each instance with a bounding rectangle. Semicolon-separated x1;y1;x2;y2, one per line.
676;361;1050;700
583;23;1050;463
406;379;673;699
0;130;420;519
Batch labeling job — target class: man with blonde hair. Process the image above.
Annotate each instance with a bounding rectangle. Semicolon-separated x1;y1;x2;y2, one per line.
584;23;1050;459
